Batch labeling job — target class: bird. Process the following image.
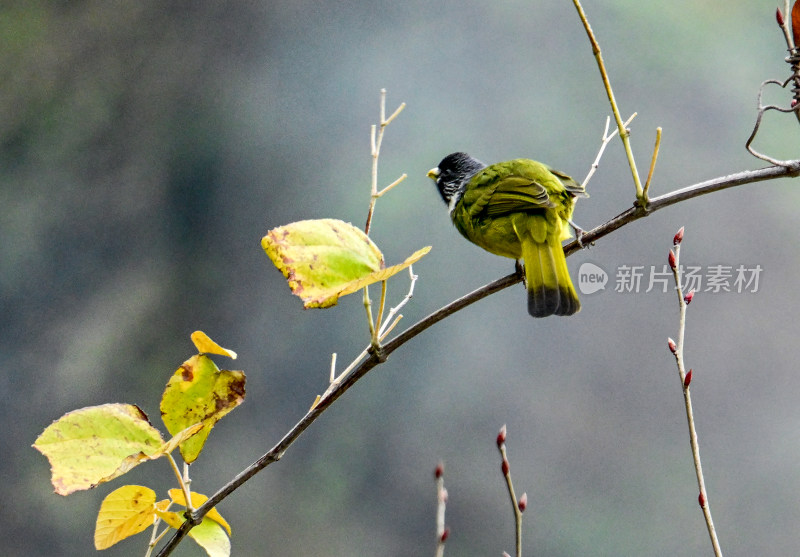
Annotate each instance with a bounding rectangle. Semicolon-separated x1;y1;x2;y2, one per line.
427;152;587;317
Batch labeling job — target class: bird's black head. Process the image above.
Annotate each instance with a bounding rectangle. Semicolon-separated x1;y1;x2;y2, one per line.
427;152;486;205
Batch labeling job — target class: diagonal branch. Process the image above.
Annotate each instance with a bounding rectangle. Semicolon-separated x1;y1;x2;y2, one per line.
154;160;800;556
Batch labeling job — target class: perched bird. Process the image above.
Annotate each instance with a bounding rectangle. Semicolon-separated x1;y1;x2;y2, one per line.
427;152;587;317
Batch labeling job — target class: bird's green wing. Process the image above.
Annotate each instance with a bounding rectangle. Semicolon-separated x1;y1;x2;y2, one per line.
462;159;566;219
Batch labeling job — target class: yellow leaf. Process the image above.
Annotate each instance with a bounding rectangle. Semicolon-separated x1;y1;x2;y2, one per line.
190;331;237;359
168;489;231;536
94;485;157;549
160;355;246;463
262;218;430;308
32;404;164;495
154;509;185;530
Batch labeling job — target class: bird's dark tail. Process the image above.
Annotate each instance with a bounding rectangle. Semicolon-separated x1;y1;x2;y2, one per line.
521;229;580;317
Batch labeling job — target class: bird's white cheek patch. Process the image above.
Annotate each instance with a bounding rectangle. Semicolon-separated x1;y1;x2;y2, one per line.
448;189;463;215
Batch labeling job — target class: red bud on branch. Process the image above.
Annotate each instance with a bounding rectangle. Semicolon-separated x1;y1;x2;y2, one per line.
668;338;677;354
777;7;785;27
668;249;677;270
440;527;450;543
435;461;444;479
673;226;684;245
698;491;706;507
501;459;510;476
684;369;693;388
497;424;507;447
518;492;528;513
684;290;695;305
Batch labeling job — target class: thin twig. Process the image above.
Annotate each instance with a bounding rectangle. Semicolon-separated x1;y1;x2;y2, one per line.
434;462;448;557
643;127;662;199
378;173;408;197
329;353;337;383
668;230;723;557
496;425;524;557
746;78;800;166
373;280;388;341
363;285;376;339
154;161;800;556
779;0;794;50
364;89;406;236
379;265;418;339
582;116;614;187
166;454;193;512
572;0;644;198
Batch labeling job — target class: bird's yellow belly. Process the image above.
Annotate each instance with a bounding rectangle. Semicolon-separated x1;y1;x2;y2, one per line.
454;214;524;260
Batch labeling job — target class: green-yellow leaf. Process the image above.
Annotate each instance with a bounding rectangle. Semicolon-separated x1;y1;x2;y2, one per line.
190;331;237;359
94;485;157;549
33;403;164;495
187;517;231;557
160;355;246;463
155;509;230;557
262;218;430;308
168;488;231;536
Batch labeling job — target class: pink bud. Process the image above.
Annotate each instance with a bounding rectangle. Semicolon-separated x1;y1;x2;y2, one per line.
684;369;692;388
777;7;785;26
698;491;706;507
684;290;695;305
668;249;677;270
440;527;450;543
497;424;507;447
502;459;510;476
793;99;799;108
673;226;684;245
435;461;444;479
518;492;528;513
668;338;677;354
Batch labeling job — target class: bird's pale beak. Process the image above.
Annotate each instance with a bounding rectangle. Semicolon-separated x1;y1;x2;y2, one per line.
427;167;440;180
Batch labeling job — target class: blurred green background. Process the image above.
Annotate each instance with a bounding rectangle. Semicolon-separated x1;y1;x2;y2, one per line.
5;1;800;555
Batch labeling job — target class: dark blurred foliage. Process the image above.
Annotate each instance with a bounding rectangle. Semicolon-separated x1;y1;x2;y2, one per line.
5;1;800;556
